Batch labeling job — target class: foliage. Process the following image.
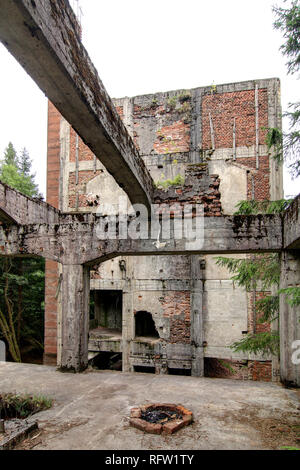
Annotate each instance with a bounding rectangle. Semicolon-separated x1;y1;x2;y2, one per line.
256;295;280;323
273;0;300;75
234;198;293;214
231;332;280;356
267;1;300;179
0;393;52;419
278;286;300;307
0;143;42;198
215;255;280;291
280;446;300;450
167;96;177;110
0;144;45;362
2;142;18;166
155;174;185;189
177;91;191;103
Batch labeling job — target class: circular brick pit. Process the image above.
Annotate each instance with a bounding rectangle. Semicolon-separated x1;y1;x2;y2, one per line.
129;404;193;435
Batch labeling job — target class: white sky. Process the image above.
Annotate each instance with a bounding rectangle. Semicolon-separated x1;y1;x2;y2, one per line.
0;0;299;198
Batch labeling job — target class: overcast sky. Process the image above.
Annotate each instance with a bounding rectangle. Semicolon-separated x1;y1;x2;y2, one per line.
0;0;299;198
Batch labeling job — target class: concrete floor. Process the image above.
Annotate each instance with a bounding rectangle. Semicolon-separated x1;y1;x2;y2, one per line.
0;362;299;450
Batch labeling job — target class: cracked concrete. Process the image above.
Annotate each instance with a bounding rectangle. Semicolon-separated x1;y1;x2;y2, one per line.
0;362;299;450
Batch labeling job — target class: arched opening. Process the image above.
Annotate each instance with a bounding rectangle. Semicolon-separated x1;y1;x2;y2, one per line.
135;311;159;338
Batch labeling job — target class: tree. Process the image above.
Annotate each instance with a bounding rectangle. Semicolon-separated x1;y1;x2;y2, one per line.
268;0;300;178
0;145;42;198
0;144;45;362
2;142;19;167
18;147;32;176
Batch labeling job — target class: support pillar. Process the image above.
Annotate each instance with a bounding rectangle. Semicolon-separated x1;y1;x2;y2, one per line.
280;251;300;387
122;279;134;372
191;256;205;376
58;264;90;372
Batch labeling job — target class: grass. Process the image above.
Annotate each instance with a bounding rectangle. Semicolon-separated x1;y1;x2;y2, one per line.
0;393;53;420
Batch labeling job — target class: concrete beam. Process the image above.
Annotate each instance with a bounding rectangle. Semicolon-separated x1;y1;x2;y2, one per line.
0;213;283;263
0;182;60;225
0;0;154;208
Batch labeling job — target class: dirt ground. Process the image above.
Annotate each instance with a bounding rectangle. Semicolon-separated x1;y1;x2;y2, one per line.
0;362;299;450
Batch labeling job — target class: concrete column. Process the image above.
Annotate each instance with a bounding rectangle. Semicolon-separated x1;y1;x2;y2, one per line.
190;256;205;376
280;251;300;387
122;279;134;372
58;264;90;372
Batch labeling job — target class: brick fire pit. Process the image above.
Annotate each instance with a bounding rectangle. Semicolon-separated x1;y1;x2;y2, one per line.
129;403;193;435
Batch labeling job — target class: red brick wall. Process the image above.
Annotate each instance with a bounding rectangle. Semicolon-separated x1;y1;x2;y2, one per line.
160;292;191;343
202;89;268;149
248;360;272;381
153;121;190;154
44;102;61;364
69;127;95;162
245;155;270;201
204;358;272;381
68;169;103;208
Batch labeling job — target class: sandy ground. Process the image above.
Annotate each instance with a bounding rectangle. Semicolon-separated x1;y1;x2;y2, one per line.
0;362;299;450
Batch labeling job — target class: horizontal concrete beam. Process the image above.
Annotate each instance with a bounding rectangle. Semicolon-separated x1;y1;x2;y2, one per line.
284;194;300;249
0;0;154;208
0;182;60;225
0;213;283;263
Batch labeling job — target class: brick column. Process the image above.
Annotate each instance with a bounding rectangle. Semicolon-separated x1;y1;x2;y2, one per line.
44;102;61;365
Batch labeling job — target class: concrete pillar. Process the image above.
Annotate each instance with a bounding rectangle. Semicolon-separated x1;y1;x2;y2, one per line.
280;251;300;387
58;264;90;372
122;280;134;372
190;256;205;376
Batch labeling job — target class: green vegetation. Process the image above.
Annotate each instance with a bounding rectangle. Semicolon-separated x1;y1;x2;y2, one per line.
0;143;45;363
0;393;52;419
280;446;300;450
266;1;300;179
155;174;185;189
234;199;293;215
0;143;42;198
177;91;191;103
167;96;177;110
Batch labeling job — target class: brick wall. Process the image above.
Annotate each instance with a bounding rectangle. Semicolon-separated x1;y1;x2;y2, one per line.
204;358;272;381
160;291;191;343
202;89;268;149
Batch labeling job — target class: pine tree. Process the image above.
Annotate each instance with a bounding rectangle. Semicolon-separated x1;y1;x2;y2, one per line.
18;148;32;176
2;142;18;167
0;144;42;198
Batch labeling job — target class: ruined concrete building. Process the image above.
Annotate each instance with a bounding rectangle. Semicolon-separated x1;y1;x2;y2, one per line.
1;0;298;387
45;78;283;381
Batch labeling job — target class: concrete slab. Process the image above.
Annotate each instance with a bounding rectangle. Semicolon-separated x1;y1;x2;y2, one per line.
0;362;299;450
